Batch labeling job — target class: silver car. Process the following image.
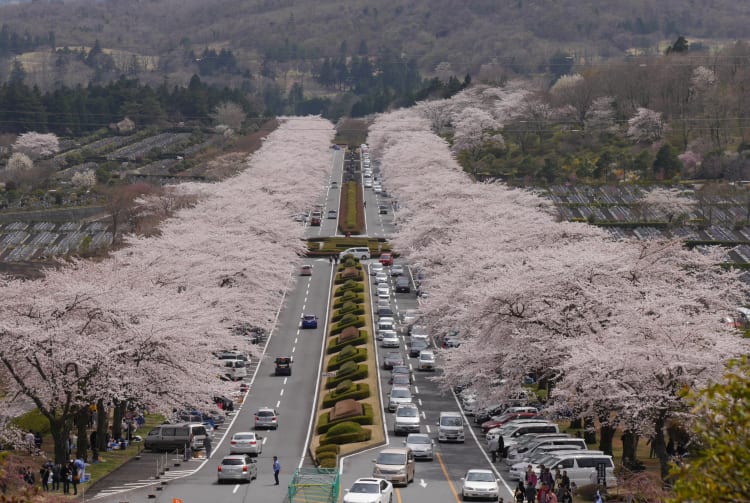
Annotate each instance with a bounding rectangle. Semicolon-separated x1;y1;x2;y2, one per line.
404;433;434;460
388;387;413;412
229;432;262;455
217;454;258;483
254;407;278;430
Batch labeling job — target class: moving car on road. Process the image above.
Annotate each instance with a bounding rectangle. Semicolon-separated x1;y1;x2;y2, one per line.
217;454;258;484
229;432;262;456
461;469;500;501
404;433;434;461
328;210;338;219
300;264;313;276
418;350;436;371
274;356;293;376
381;332;400;348
379;253;394;266
390;264;404;276
395;277;411;293
388;387;413;412
301;314;318;329
383;351;404;370
254;407;278;430
343;478;393;503
394;403;421;435
372;448;415;486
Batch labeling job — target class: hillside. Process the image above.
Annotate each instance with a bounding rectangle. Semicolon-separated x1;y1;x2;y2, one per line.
2;0;750;83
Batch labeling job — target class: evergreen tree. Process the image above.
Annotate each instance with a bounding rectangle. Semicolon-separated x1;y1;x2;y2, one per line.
653;144;683;179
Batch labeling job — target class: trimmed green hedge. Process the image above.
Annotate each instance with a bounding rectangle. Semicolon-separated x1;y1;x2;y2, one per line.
318;455;338;468
322;383;371;408
334;271;364;284
332;306;365;322
330;316;365;335
333;281;365;296
327;347;367;371
327;331;368;353
315;444;341;456
333;293;364;309
325;364;369;388
320;428;372;445
317;404;375;434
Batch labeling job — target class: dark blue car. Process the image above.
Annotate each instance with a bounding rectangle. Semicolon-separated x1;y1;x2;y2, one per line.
301;314;318;329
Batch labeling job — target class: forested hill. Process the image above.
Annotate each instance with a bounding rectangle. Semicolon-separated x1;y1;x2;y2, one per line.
2;0;750;79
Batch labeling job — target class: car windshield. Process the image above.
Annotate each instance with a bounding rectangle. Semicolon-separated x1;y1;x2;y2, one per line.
467;472;495;482
397;407;418;417
408;435;430;444
350;483;378;494
377;453;406;465
441;417;461;426
391;389;411;398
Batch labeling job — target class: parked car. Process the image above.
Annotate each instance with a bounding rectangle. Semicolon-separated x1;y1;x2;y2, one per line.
299;265;313;276
381;332;400;348
404;433;434;461
229;432;263;455
481;412;539;433
254;407;278;430
395;277;411;293
390;265;405;276
379;253;394;266
409;339;430;357
372;448;415;486
461;469;500;501
388;387;413;412
417;350;435;371
383;352;404;370
217;454;258;483
301;314;318;329
343;477;393;503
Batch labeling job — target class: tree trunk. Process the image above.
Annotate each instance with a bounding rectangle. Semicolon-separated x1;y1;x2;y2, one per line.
569;417;582;429
583;416;597;444
112;400;126;440
652;414;671;483
621;429;640;468
75;407;89;461
598;416;615;455
49;417;71;465
96;399;109;452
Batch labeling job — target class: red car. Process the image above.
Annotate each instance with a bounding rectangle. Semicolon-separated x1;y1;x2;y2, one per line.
379;252;394;266
481;412;539;433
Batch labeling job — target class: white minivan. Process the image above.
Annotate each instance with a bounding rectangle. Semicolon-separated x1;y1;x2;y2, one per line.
540;451;617;487
340;247;371;261
223;359;247;381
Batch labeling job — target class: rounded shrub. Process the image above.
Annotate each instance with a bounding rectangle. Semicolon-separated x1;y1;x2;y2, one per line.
337;360;358;376
339;345;357;358
335;379;354;394
326;421;362;436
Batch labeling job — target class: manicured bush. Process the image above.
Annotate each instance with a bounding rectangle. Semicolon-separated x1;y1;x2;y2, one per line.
336;360;358;375
327;347;367;371
333;281;364;296
331;306;365;323
322;383;371;408
325;364;368;388
317;405;375;434
333;293;364;309
317;455;338;468
330;315;365;335
321;429;372;445
335;379;354;394
315;444;340;457
327;331;367;353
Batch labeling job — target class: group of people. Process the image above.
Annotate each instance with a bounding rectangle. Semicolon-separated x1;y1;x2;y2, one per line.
513;465;574;503
31;459;85;495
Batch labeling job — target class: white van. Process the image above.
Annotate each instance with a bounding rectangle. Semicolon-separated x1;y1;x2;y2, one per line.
340;247;371;260
378;318;395;332
223;359;247;381
437;411;465;443
542;451;617;487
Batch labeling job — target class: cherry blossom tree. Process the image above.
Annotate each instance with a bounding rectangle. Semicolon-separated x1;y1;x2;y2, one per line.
627;107;666;144
210;102;247;131
584;96;616;132
0;116;335;463
71;169;96;188
3;152;33;178
368;105;750;484
12;132;60;159
638;187;696;224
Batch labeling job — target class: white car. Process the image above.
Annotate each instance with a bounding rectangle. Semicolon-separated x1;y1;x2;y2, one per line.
377;284;390;297
461;469;500;501
418;350;435;371
375;272;389;284
390;264;405;276
370;263;384;276
381;332;400;348
377;290;390;301
377;329;398;341
364;179;373;188
373;185;382;194
228;432;263;455
343;477;393;503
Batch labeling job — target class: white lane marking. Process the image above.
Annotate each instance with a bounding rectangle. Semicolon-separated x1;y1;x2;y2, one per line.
418;398;423;407
294;337;298;344
425;425;431;434
409;363;413;371
283;377;288;385
233;484;240;493
420;411;426;419
414;386;420;394
276;400;281;408
280;388;285;396
262;437;268;445
292;345;296;353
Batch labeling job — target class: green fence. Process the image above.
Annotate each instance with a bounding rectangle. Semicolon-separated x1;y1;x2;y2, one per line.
288;467;340;503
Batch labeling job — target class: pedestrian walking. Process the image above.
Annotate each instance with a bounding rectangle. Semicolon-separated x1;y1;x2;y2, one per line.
272;456;281;485
40;464;51;491
497;434;505;460
488;435;500;462
204;435;212;459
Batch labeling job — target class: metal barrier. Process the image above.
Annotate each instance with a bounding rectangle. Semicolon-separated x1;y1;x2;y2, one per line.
288;467;340;503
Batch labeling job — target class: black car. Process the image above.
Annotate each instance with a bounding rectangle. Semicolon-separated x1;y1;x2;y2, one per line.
378;306;395;318
395;277;411;293
409;339;429;357
274;357;293;376
378;205;389;214
383;351;405;370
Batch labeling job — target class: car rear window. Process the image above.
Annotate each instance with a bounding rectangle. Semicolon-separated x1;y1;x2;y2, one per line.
258;410;275;417
222;459;245;466
235;434;255;440
191;426;207;435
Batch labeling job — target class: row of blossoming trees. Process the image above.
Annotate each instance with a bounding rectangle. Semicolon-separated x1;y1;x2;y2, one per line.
367;106;750;483
0;117;334;464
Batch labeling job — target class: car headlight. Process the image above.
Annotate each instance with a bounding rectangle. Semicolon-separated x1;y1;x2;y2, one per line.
397;468;406;475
